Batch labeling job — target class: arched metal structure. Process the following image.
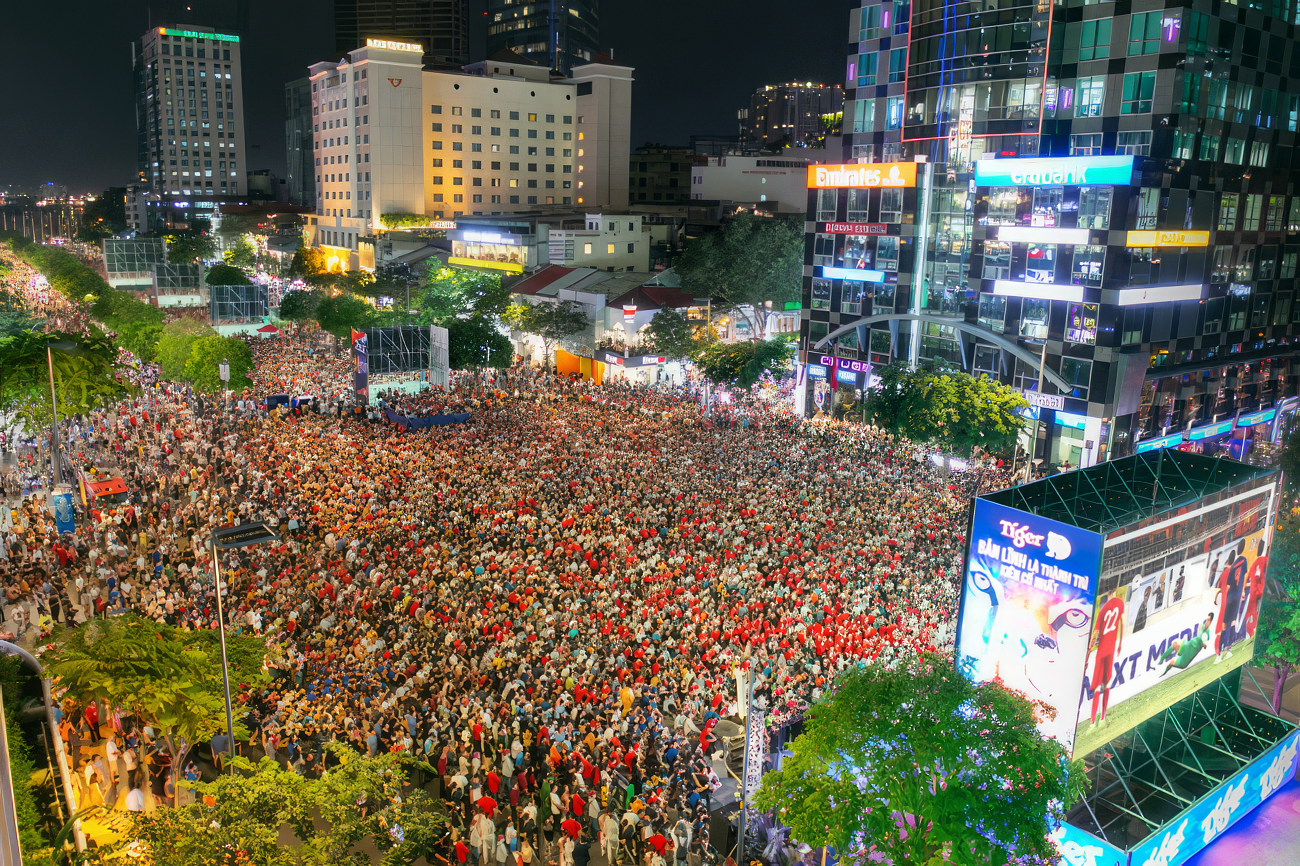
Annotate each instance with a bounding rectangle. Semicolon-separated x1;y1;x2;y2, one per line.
812;312;1073;394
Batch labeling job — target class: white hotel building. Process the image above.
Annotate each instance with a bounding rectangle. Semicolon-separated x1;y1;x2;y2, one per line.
307;40;631;270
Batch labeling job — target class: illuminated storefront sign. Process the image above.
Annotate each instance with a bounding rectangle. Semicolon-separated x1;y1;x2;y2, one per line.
1237;408;1276;427
1024;391;1065;411
1104;283;1204;306
1135;432;1183;453
1055;411;1088;430
1189;419;1234;440
821;222;888;235
973;155;1134;187
997;226;1092;245
1125;230;1210;247
836;368;860;384
365;38;424;52
429;220;457;230
991;280;1084;302
819;356;870;373
806;363;828;379
821;266;886;283
159;27;239;42
807;162;918;189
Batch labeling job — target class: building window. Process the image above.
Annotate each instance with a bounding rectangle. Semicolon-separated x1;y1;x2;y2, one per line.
1116;130;1152;155
857;52;877;86
847;188;870;221
1128;11;1161;55
886;96;904;129
879;189;903;223
816;189;837;222
1071;245;1106;286
1172;130;1195;159
810;278;831;310
1121;72;1155;114
812;233;835;267
1079;19;1111;60
851;98;875;134
1122;307;1144;345
977;294;1007;332
982;241;1011;280
1224;137;1246;164
583;243;592;254
1243;194;1264;231
888;48;907;83
1218;194;1239;231
1249;140;1270;167
1199;134;1221;161
1078;187;1112;230
1060;358;1092;400
1203;297;1224;334
1266;196;1285;232
1076;77;1105;117
1070;133;1102;156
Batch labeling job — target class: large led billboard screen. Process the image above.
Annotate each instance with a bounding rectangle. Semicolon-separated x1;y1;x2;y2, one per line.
956;499;1104;753
1071;475;1277;757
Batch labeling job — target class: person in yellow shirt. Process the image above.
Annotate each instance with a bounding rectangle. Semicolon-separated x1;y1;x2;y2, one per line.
619;686;633;714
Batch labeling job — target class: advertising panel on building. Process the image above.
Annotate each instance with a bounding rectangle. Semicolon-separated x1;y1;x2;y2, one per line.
1070;472;1278;758
956;498;1104;752
972;155;1135;187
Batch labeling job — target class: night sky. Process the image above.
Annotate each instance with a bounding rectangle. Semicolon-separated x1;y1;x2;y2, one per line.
1;0;844;193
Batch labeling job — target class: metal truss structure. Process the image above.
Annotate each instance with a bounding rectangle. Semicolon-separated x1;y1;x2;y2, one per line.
209;283;268;325
368;325;431;376
1066;668;1295;850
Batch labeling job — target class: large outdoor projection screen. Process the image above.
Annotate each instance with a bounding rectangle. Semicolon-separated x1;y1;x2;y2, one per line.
957;471;1279;759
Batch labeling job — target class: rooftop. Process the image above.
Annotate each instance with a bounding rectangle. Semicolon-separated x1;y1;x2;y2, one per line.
982;450;1278;535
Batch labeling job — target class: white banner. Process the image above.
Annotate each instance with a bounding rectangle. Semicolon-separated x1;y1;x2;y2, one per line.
429;325;450;389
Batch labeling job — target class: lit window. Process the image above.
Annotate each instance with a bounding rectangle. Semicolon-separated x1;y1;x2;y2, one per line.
583;243;592;254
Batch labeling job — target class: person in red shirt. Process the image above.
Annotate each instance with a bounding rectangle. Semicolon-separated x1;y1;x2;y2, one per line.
1242;539;1270;639
1089;593;1126;726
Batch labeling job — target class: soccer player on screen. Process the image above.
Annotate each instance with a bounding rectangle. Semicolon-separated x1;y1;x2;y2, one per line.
1242;539;1269;639
1089;592;1126;726
1214;544;1249;656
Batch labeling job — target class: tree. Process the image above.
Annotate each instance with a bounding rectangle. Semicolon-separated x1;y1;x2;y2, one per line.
0;326;135;434
502;300;591;364
693;339;791;389
76;187;127;241
185;334;254;394
865;361;1029;464
676;213;803;338
206;263;254;286
0;656;47;855
416;267;510;323
0;288;41;337
1255;512;1300;713
288;241;332;283
315;293;378;340
44;614;269;809
447;315;512;369
124;748;446;866
753;655;1088;866
278;289;324;328
643;307;714;361
165;230;219;264
156;319;218;381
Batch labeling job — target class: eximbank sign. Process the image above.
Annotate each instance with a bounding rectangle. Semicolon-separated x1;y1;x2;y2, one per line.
973;155;1134;187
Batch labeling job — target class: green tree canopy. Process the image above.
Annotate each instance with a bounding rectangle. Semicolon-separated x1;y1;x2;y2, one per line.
1255;509;1300;713
315;293;378;340
156;318;218;381
676;212;802;337
206;262;254;286
44;614;270;807
165;230;218;264
416;267;510;323
643;306;714;361
502;300;590;363
184;334;254;394
864;361;1029;460
447;315;512;369
278;288;324;327
0;326;135;433
753;655;1088;866
288;242;331;282
693;339;790;389
77;187;127;241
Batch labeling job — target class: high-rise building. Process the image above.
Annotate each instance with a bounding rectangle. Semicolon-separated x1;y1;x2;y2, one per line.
742;83;843;149
799;1;1300;471
306;41;631;270
285;77;317;208
133;25;248;230
334;0;467;69
485;0;600;75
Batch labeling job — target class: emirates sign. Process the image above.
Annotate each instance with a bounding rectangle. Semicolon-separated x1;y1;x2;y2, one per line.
822;223;887;235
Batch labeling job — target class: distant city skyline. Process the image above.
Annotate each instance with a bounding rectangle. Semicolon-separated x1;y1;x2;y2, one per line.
1;0;843;192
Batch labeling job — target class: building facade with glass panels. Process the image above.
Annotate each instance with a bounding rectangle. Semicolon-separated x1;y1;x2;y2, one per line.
801;0;1300;470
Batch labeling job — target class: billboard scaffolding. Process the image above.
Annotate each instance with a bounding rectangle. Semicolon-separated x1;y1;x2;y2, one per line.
209;284;268;325
955;450;1295;864
367;325;431;376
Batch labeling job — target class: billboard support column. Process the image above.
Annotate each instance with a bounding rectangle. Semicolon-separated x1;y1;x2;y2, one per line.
908;160;935;370
1024;341;1048;483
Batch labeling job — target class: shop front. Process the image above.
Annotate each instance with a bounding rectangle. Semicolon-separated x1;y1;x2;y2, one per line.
1183;418;1235;456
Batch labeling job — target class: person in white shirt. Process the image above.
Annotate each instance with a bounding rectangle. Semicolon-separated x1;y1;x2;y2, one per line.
125;784;145;811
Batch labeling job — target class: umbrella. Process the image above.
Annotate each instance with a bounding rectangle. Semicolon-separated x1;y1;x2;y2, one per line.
647;834;669;855
478;796;498;817
561;818;582;838
256;324;281;334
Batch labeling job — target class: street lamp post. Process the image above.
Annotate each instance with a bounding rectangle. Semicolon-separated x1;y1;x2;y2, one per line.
206;522;279;768
219;359;230;413
45;344;65;487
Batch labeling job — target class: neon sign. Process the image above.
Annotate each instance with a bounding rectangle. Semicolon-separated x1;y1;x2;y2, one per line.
1125;230;1209;247
821;222;888;235
1135;432;1183;453
991;280;1085;302
1105;283;1204;306
807;163;917;189
365;38;424;52
819;356;870;373
973;155;1134;187
1189;420;1233;440
159;28;239;42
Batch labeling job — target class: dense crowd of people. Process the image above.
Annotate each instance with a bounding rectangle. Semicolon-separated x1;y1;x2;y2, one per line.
0;328;1014;864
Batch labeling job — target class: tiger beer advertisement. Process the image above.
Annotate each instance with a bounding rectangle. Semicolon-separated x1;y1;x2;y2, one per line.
1072;478;1276;757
